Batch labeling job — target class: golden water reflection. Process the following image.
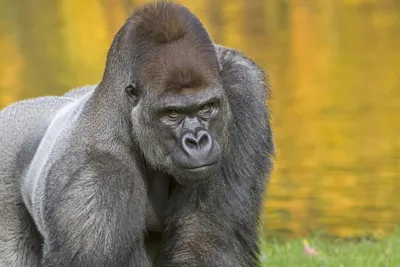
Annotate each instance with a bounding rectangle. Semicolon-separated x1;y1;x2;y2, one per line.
0;0;399;238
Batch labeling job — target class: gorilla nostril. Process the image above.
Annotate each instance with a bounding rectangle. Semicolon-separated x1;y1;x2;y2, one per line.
197;133;209;149
184;136;198;149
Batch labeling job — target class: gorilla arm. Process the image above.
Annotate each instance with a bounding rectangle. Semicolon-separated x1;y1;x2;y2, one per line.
158;46;274;267
39;149;151;267
8;89;151;266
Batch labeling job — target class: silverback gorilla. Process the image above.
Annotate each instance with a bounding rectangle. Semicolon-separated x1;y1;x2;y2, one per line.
0;1;274;266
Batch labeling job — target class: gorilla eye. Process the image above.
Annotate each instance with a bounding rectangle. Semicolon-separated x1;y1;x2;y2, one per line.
198;103;217;119
125;83;138;98
200;104;212;113
167;110;180;119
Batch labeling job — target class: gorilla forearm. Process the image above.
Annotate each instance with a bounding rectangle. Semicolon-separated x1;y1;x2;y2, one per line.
40;153;151;267
159;180;264;267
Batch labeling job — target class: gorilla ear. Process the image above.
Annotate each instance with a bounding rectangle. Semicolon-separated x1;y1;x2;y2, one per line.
125;83;139;104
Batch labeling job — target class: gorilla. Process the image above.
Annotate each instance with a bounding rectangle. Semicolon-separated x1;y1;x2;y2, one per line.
0;1;274;266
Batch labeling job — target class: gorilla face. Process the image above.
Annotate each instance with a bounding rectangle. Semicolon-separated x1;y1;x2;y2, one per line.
155;86;226;177
130;82;231;181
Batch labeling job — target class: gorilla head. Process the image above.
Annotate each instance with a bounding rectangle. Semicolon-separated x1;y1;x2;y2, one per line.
96;1;232;181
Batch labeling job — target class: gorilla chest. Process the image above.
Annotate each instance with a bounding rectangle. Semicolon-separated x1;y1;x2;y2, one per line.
145;171;175;232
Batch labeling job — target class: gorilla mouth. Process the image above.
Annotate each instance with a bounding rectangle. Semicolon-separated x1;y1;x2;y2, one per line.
183;162;218;172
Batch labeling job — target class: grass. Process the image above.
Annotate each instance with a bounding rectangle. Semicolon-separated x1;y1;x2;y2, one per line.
260;229;400;266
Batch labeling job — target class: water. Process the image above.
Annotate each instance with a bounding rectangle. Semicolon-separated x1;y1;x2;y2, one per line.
1;0;399;238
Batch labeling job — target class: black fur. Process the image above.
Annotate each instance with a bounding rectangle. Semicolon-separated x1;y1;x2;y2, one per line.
0;1;274;266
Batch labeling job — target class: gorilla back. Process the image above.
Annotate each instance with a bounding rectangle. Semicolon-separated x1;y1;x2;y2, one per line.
0;1;274;267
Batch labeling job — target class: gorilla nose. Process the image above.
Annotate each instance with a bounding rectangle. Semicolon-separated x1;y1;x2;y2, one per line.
175;129;221;171
182;130;212;154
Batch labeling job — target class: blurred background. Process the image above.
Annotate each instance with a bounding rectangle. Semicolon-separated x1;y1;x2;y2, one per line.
0;0;399;240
